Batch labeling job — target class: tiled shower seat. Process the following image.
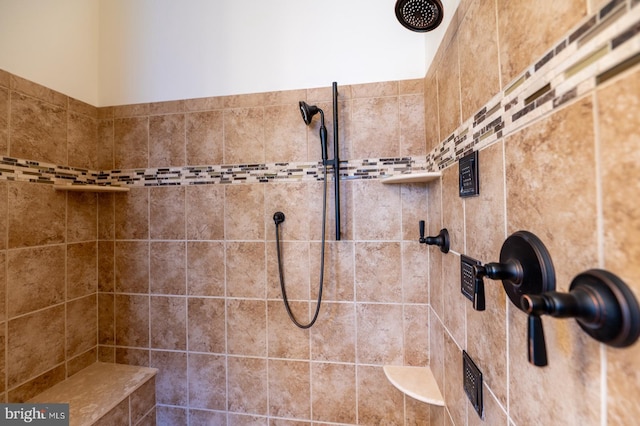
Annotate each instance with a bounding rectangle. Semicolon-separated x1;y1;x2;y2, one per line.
28;362;157;426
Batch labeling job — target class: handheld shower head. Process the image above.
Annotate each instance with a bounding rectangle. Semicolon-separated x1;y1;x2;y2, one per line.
299;101;321;125
299;101;328;162
395;0;444;32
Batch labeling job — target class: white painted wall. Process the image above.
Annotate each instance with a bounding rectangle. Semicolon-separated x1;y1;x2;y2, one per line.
0;0;459;107
0;0;99;105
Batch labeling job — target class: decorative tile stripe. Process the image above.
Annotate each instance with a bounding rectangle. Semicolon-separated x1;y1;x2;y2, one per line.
0;156;433;188
1;0;638;189
430;0;640;170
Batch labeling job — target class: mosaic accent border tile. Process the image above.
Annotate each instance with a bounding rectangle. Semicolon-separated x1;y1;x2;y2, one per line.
431;0;640;170
0;0;638;190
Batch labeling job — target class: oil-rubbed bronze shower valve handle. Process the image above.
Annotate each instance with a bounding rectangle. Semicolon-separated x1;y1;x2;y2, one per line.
418;221;450;253
520;269;640;367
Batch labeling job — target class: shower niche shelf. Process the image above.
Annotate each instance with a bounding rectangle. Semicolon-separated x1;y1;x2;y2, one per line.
383;365;444;406
381;171;441;184
53;183;130;193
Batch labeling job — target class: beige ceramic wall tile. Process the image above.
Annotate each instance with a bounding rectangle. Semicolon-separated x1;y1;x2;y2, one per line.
150;350;187;406
312;241;354;302
186;241;225;297
350;96;400;159
150;186;185;240
67;111;98;169
149;113;186;168
268;360;311;419
424;73;441;152
130;376;156;425
505;98;601;425
8;365;65;403
66;348;97;377
354;242;402;302
67;242;98;299
150;296;186;350
0;254;5;322
10;93;67;164
497;0;587;86
156;406;187;425
115;241;149;294
352;180;401;241
225;184;265;241
267;300;310;360
441;163;464;254
97;241;114;293
399;94;427;156
266;241;310;301
441;252;466;346
150;241;186;295
0;87;8;155
597;68;640;425
114;117;148;169
443;333;466;426
66;295;97;358
505;97;597;286
227;356;267;415
458;0;501;119
226;242;266;299
185;110;223;166
187;297;225;354
402;242;429;304
263;181;322;242
114;189;149;240
188;409;226;425
401;183;430;242
186;184;225;240
436;39;462;138
8;182;65;248
7;305;65;388
311;362;356;424
97;119;114;170
114;347;149;366
264;104;308;163
114;294;149;348
188;353;225;410
356;365;404;425
226;299;267;357
66;192;98;243
403;304;429;365
356;303;403;365
309;302;355;363
224;107;265;164
97;193;115;240
98;293;114;345
10;75;66;108
7;245;65;318
0;183;6;251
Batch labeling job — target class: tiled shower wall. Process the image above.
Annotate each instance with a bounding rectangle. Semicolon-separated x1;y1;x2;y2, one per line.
425;0;640;425
0;70;100;401
0;0;638;425
94;82;433;425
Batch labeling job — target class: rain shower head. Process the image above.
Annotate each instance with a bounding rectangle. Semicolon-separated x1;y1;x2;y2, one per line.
299;101;322;125
395;0;444;32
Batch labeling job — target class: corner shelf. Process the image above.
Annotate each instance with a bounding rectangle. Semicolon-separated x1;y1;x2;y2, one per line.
383;365;444;406
380;171;441;184
53;184;130;193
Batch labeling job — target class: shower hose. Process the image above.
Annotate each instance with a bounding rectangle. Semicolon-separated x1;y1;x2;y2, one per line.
273;172;328;329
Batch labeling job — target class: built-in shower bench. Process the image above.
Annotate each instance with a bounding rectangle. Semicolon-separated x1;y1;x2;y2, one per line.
28;362;157;426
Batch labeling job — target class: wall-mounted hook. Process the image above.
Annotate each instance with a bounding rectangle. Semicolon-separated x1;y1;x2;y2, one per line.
419;220;450;253
521;269;640;367
471;231;555;312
